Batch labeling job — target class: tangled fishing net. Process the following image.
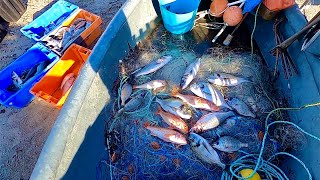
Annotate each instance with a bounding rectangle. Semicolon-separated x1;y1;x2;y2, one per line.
97;25;308;180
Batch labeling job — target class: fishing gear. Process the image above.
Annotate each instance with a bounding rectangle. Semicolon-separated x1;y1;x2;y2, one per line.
272;17;298;79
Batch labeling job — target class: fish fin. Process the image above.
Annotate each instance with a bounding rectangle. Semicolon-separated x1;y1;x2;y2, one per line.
155;107;162;115
171;86;180;96
143;121;150;128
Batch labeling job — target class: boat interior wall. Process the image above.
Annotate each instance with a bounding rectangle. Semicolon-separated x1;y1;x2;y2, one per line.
31;0;161;179
245;4;320;179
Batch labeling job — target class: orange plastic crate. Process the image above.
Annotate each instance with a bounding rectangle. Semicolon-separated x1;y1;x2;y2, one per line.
30;44;92;108
62;9;103;47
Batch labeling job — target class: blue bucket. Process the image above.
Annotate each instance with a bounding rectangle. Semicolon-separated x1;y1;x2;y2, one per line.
158;0;200;34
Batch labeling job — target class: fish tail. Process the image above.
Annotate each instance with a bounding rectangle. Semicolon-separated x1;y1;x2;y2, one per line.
220;162;226;169
171;86;180;96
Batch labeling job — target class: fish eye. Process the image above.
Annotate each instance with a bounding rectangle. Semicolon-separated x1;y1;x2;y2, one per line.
217;74;221;77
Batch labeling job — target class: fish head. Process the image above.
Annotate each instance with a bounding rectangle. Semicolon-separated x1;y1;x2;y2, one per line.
212;139;223;149
180;75;192;89
190;124;202;133
190;82;205;92
188;132;202;147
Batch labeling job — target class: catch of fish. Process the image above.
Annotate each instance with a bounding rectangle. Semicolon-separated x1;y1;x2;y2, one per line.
43;18;91;53
114;54;259;169
7;61;50;92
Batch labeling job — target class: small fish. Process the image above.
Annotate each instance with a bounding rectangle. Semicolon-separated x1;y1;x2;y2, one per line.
180;58;201;89
155;98;191;119
121;92;145;113
60;73;75;95
212;136;248;152
11;71;23;89
190;111;235;133
155;107;189;134
145;126;187;145
208;72;251;87
133;80;167;90
189;133;225;169
190;82;231;109
200;117;237;141
227;98;256;118
134;55;172;77
121;83;133;106
159;98;184;108
171;88;219;111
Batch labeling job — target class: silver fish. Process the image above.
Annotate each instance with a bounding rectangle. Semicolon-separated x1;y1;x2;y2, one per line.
189;133;225;169
208;72;251;87
190;82;231;109
190;111;235;133
11;71;23;89
212;136;248;152
156;98;192;119
133;80;167;90
227;98;256;118
180;58;201;89
200;117;237;141
161;98;184;108
134;55;172;77
120;82;132;106
120;91;145;113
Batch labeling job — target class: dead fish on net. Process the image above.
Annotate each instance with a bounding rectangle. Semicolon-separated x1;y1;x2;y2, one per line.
155;107;189;134
133;55;172;77
212;136;248;153
118;92;146;113
145;125;187;145
227;97;256;118
171;88;220;111
189;132;225;169
190;111;235;133
133;80;167;90
190;82;231;110
120;82;133;106
155;98;192;119
208;72;251;87
200;117;237;141
180;58;201;89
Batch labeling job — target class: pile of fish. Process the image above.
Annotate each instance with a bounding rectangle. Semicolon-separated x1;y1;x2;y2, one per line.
43;18;91;52
7;61;50;92
117;55;260;169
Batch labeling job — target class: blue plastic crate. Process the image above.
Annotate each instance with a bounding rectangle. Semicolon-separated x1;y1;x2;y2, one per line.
0;43;60;108
20;0;79;41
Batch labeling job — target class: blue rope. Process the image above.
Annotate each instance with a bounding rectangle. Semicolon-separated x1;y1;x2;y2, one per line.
227;102;320;180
